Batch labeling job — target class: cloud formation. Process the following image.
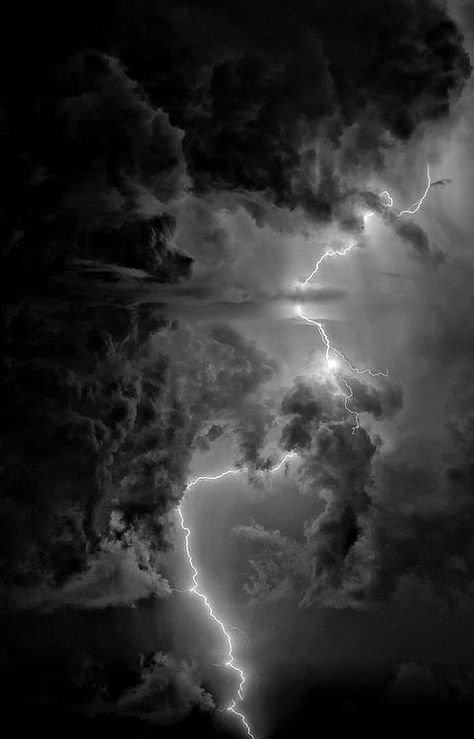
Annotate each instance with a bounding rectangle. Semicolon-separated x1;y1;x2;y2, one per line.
233;376;401;607
235;383;474;609
0;303;277;612
1;0;473;731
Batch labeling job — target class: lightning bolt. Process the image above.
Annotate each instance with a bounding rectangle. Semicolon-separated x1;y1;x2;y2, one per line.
337;374;360;433
381;162;431;216
175;162;433;734
295;305;386;433
295;305;389;379
178;452;297;738
297;163;432;429
296;212;387;432
301;243;356;287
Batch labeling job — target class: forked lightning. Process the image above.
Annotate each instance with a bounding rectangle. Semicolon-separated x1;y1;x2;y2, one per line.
178;163;433;737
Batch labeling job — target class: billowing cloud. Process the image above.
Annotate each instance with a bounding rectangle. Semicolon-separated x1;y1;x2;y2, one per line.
0;302;277;612
2;0;474;732
59;51;189;226
2;49;191;299
392;219;445;265
4;534;172;612
233;522;311;603
235;388;474;609
233;376;403;608
157;0;471;222
7;649;214;727
111;652;214;725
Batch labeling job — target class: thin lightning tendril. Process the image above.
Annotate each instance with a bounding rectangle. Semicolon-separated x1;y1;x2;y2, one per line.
381;162;431;216
337;374;360;434
178;452;297;738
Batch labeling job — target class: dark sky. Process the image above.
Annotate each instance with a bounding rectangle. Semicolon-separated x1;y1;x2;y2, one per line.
2;1;474;737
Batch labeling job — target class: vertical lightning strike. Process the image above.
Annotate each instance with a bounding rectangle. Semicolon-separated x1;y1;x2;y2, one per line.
178;452;297;738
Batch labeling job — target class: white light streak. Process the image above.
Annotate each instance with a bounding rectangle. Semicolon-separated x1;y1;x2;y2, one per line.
297;163;432;429
301;243;356;287
185;467;243;491
228;701;256;737
296;305;389;378
296;305;387;432
175;161;433;736
178;452;297;738
381;162;432;216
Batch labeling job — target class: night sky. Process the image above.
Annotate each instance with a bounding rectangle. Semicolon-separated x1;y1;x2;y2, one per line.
2;1;474;737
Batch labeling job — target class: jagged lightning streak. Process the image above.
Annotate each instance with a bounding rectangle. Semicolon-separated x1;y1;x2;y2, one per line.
296;214;387;431
178;452;296;738
176;162;433;735
338;374;360;433
300;243;356;287
297;163;432;429
381;162;431;216
295;305;386;433
295;305;389;379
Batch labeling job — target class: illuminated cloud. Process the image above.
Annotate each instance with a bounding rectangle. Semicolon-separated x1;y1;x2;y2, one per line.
1;0;474;736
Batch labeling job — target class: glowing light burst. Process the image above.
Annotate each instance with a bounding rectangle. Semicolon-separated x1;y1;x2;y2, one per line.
178;452;297;738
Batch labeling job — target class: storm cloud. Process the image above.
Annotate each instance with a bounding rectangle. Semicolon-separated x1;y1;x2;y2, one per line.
1;0;474;734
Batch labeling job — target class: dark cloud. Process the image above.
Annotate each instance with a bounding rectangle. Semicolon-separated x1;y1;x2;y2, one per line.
2;0;469;301
3;534;172;612
348;378;403;421
233;376;404;607
363;416;474;603
0;647;214;729
393;219;446;265
1;0;473;731
234;401;278;471
5;0;469;264
387;662;449;705
107;652;214;725
233;522;310;603
87;215;193;282
58;51;189;226
168;0;470;227
385;660;474;708
1;48;191;299
0;303;277;612
234;374;474;608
